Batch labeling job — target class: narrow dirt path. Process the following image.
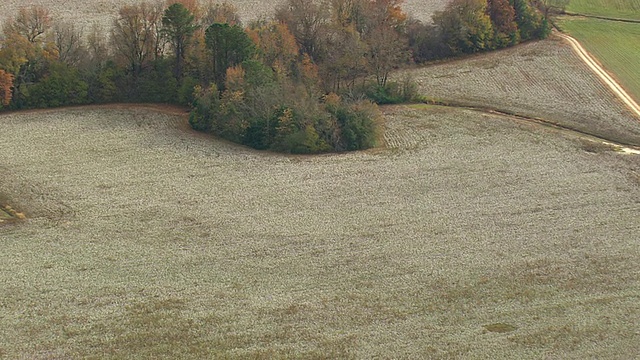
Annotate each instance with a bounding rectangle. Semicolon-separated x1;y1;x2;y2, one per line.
556;32;640;119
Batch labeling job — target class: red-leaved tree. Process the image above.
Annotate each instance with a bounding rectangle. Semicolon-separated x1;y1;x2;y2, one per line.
487;0;518;47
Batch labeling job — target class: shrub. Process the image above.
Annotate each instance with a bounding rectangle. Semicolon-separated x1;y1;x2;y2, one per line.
136;59;178;103
327;97;382;151
189;84;220;132
86;61;121;104
25;62;88;108
178;76;199;106
361;77;418;105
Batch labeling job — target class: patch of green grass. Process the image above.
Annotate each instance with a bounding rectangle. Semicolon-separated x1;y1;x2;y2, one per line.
407;103;435;110
0;208;12;220
566;0;640;20
559;17;640;102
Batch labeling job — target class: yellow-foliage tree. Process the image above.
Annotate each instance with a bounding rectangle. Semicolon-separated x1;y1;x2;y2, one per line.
224;64;245;91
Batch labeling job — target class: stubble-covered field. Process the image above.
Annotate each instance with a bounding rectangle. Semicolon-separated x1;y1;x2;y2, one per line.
400;36;640;147
1;105;639;358
2;0;640;358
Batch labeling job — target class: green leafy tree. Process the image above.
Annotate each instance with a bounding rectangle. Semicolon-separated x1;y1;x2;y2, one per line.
204;22;255;89
433;0;495;54
189;83;221;132
326;94;381;151
511;0;549;40
136;58;178;103
241;59;275;88
86;60;121;103
162;3;199;79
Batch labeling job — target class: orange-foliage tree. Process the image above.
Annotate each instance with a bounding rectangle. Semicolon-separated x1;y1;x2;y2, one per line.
0;70;13;107
247;22;299;78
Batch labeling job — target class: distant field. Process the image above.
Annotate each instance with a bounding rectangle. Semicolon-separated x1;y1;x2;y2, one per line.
566;0;640;20
0;0;446;31
1;106;639;358
559;18;640;106
400;38;640;146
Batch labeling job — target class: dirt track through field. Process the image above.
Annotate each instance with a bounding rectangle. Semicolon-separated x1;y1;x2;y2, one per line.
557;32;640;119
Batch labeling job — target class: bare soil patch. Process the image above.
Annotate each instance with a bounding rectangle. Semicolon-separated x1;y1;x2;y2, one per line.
1;106;638;358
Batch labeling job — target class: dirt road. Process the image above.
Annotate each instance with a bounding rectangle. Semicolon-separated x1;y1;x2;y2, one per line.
557;32;640;119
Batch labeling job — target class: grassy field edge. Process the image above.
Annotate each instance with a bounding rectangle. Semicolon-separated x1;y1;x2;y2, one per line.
566;0;640;20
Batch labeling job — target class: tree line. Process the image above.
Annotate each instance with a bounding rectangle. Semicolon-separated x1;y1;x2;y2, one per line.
0;0;554;153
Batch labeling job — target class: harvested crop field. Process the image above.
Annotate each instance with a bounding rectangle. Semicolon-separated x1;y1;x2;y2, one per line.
401;36;640;146
0;0;445;31
1;105;639;358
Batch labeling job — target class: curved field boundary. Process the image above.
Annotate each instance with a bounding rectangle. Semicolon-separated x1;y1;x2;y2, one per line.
556;32;640;120
415;100;640;152
563;11;640;23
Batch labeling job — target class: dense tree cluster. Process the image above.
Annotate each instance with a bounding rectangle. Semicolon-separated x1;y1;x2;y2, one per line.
409;0;550;61
0;0;552;153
